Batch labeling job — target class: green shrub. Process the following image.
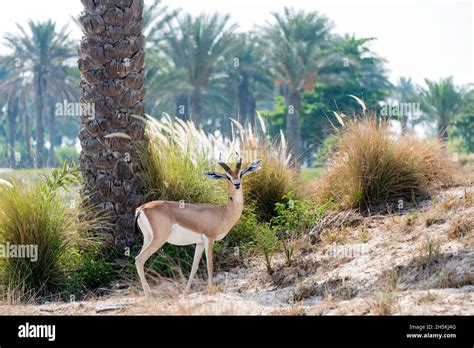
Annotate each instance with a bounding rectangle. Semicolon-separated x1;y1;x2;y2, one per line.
313;116;457;210
0;162;100;302
244;155;302;221
252;223;280;274
271;192;327;236
315;134;338;164
55;146;79;166
226;203;260;247
66;247;115;294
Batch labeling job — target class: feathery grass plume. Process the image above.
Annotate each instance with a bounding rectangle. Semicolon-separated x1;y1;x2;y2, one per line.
0;178;13;188
312;116;457;211
0;162;102;302
137;114;227;205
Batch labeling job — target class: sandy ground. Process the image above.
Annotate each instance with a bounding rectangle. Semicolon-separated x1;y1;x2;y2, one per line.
0;185;472;315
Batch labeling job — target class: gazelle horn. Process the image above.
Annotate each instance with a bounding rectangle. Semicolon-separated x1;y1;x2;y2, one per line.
236;151;242;169
218;161;232;173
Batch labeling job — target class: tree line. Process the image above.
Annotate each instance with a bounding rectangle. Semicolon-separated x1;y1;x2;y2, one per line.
0;1;472;169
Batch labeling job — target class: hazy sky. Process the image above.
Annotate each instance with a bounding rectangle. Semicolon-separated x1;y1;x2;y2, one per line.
0;0;472;87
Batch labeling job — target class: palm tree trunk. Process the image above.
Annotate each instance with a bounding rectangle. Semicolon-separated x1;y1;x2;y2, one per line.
249;96;257;127
175;94;189;120
7;96;18;167
34;71;45;168
238;74;250;123
286;90;302;163
438;115;449;141
23;106;31;168
190;88;202;123
47;95;56;167
400;115;408;135
78;0;147;247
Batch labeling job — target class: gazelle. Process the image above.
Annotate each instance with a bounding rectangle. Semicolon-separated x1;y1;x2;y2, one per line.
134;155;262;297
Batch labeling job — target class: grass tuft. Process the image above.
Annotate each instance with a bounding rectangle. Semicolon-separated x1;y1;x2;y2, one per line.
312;116;457;211
0;163;101;302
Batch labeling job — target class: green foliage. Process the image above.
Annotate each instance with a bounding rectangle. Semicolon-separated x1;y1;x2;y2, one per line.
301;167;324;181
226;204;260;247
315;134;337;164
66;247;115;294
55;146;79;166
271;192;324;235
448;91;474;153
226;194;328;272
420;77;461;138
40;161;80;196
0;163;99;302
252;223;280;274
244;155;302;221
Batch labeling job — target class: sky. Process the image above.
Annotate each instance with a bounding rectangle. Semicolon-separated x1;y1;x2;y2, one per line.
0;0;472;87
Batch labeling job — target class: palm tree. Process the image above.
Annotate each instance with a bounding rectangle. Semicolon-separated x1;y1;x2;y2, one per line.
142;0;183;116
0;66;20;166
4;20;75;168
45;65;79;167
0;57;35;167
163;13;237;123
395;77;417;133
78;0;147;246
143;0;179;43
420;77;460;140
263;7;333;160
229;34;273;125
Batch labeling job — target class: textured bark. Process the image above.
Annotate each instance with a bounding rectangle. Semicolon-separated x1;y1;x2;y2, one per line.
286;90;302;162
78;0;147;247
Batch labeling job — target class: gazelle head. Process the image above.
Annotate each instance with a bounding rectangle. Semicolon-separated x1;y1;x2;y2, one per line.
204;153;262;190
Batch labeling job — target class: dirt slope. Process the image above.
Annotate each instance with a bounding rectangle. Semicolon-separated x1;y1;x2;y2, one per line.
1;185;472;315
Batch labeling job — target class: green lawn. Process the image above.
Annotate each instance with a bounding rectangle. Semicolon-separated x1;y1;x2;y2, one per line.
301;166;324;181
0;168;52;184
1;166;327;185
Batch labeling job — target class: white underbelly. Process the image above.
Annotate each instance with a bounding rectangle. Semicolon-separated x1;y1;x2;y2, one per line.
167;224;204;245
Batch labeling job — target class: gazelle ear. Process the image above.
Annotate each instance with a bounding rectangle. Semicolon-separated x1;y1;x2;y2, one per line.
241;159;262;178
204;171;227;180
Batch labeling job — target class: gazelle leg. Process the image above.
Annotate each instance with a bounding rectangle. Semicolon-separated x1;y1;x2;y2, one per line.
204;238;214;288
185;243;204;294
135;238;166;298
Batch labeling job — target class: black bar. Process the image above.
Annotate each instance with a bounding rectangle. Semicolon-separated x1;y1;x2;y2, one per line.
0;315;472;346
